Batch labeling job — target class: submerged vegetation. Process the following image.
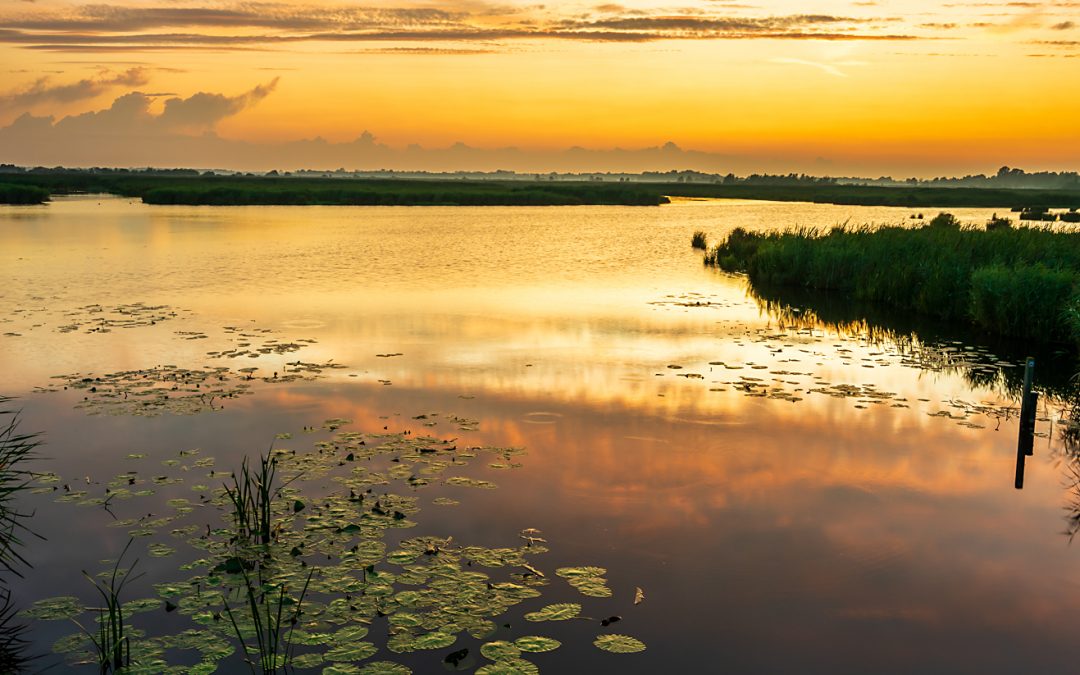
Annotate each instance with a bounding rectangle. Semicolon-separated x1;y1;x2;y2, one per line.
4;171;1080;208
703;216;1080;344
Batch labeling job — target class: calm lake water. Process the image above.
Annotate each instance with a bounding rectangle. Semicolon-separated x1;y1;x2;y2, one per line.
1;196;1077;673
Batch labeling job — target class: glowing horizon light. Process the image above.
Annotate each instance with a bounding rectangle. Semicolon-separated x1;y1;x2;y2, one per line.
0;0;1077;176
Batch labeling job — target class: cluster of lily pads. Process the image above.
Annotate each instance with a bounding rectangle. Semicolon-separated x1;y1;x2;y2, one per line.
22;421;646;673
34;360;348;417
653;297;1032;430
55;304;187;335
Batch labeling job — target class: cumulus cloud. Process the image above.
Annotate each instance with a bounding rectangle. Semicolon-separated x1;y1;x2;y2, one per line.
0;67;149;110
157;78;278;131
0;86;768;173
4;79;279;145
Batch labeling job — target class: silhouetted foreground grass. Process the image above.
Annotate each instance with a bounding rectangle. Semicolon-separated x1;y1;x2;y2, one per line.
3;172;1080;207
705;220;1080;343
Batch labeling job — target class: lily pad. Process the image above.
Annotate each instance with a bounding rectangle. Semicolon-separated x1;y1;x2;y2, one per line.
21;596;82;620
514;636;561;653
475;658;539;675
593;634;646;653
357;662;412;675
480;641;521;661
524;603;581;622
411;631;457;650
325;642;378;661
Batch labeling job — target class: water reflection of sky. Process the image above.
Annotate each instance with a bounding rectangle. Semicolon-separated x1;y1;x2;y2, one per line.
2;197;1078;673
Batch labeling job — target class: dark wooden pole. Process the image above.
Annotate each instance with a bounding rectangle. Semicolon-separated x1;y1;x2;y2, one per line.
1015;357;1036;489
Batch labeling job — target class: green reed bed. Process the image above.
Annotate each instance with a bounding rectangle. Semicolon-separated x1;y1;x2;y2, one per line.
0;183;48;205
0;173;668;207
703;217;1080;344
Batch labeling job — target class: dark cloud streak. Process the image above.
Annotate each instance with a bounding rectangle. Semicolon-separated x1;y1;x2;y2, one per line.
0;3;921;50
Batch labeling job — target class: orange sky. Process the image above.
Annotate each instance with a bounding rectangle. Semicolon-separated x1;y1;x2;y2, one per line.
0;1;1078;175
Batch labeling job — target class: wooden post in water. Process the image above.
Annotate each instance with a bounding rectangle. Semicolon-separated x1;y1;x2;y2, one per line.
1015;357;1037;489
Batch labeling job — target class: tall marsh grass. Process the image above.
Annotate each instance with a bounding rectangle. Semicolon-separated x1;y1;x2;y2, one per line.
224;453;286;547
703;219;1080;343
76;540;141;673
0;398;41;576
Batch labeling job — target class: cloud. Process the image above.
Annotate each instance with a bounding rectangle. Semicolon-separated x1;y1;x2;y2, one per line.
1052;21;1076;30
157;78;278;131
0;85;754;173
0;67;148;110
3;5;466;32
0;3;921;51
771;57;862;77
18;79;280;141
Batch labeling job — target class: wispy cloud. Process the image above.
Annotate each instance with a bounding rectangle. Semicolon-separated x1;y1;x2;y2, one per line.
0;67;148;110
0;3;921;51
771;57;864;77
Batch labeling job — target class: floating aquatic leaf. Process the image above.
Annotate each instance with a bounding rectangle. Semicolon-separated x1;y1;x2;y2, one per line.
475;658;539;675
325;642;378;661
292;631;334;646
514;636;560;653
593;634;646;653
524;603;581;622
21;596;82;620
323;665;361;675
557;567;612;598
330;625;370;643
357;662;412;675
126;598;164;614
480;641;521;661
148;543;175;557
411;631;457;650
634;587;645;605
291;652;325;668
52;632;89;653
444;477;497;490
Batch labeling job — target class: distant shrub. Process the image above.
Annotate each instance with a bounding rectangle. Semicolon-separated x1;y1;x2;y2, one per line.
1020;207;1057;222
0;183;48;205
928;212;961;229
691;230;708;250
986;214;1013;231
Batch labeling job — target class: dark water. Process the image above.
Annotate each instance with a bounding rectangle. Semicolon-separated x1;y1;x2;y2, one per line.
1;196;1077;673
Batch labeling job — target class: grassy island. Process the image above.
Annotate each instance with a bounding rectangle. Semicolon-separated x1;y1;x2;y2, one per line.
0;173;667;206
704;215;1080;344
0;183;49;205
2;171;1080;208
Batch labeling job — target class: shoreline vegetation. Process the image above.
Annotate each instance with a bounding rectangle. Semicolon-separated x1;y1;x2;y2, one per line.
2;171;1080;208
702;213;1080;344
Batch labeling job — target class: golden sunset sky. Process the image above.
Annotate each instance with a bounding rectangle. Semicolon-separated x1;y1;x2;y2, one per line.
0;0;1077;174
